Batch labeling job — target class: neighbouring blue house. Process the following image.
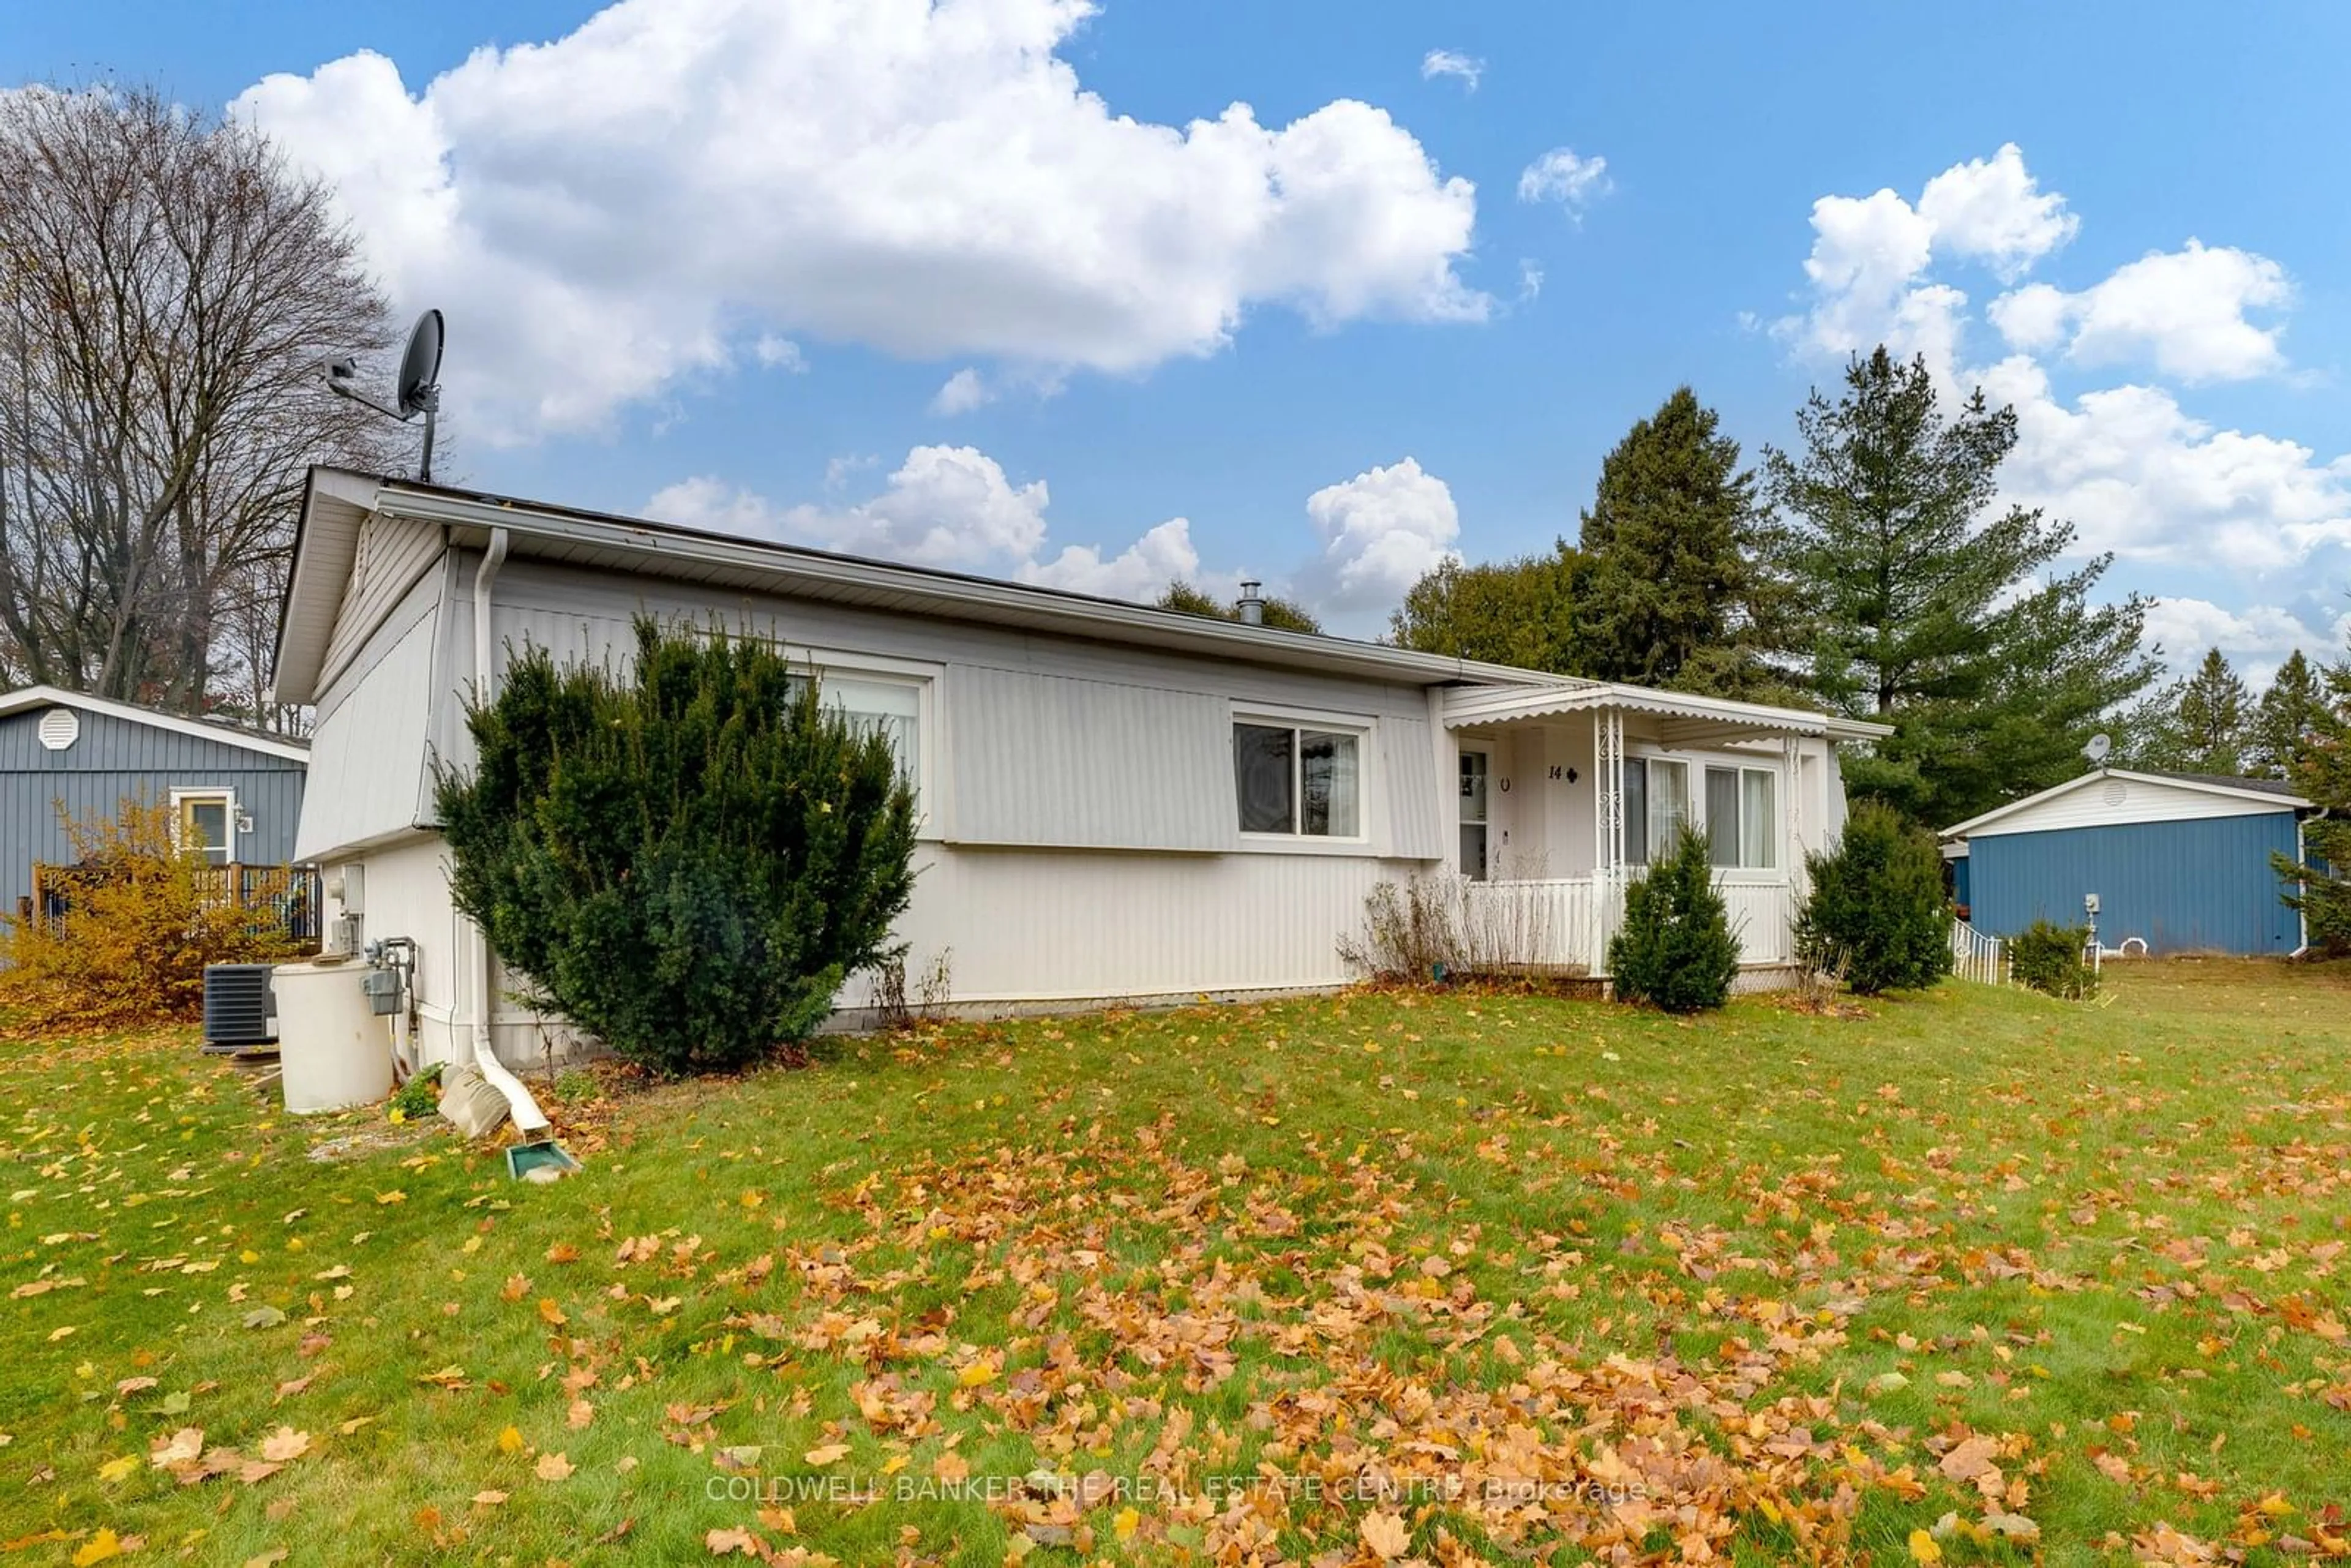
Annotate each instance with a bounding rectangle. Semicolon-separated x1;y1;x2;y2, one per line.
1941;767;2318;956
0;685;310;921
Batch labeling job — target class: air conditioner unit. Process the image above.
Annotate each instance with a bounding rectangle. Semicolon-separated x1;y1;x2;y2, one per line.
202;963;277;1053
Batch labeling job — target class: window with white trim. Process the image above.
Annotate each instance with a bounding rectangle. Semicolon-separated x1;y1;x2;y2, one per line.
789;670;925;791
1704;765;1777;869
1234;721;1362;838
171;789;236;865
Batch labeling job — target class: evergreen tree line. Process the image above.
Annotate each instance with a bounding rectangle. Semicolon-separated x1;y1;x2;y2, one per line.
1320;345;2343;832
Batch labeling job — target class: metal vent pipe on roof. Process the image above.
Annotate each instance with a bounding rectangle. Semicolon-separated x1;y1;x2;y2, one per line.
1237;580;1264;626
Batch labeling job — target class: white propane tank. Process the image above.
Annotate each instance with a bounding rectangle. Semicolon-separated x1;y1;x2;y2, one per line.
273;959;392;1114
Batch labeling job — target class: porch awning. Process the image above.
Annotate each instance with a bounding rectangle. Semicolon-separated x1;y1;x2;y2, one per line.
1442;681;1892;747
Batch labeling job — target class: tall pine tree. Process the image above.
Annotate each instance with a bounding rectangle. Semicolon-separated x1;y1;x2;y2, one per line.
2169;648;2249;774
1575;387;1779;697
1763;348;2158;827
2249;649;2326;779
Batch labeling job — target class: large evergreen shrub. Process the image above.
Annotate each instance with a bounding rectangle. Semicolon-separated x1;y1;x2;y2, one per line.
434;618;919;1075
1791;802;1954;994
1607;827;1741;1012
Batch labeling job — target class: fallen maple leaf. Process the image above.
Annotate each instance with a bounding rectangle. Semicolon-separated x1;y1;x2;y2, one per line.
535;1451;574;1482
149;1427;203;1469
1360;1510;1410;1560
258;1428;310;1463
70;1530;123;1566
707;1526;762;1556
1908;1528;1943;1562
803;1443;849;1466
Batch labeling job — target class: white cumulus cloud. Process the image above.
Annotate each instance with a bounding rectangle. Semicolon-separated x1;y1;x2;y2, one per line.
2140;598;2349;685
648;445;1204;602
1990;241;2290;383
1772;146;2351;681
235;0;1487;441
1299;457;1461;613
1517;148;1610;216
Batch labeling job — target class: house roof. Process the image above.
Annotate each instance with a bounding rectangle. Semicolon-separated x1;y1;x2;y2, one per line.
274;468;1607;704
1940;767;2312;840
2137;768;2306;798
271;468;1873;748
0;685;310;764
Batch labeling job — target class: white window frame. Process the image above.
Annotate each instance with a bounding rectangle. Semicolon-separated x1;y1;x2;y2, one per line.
1627;748;1791;874
1232;704;1374;852
782;646;944;841
1624;754;1690;867
168;787;239;865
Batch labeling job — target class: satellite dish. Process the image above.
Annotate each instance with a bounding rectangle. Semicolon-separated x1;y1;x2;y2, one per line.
327;309;446;484
2085;733;2112;765
395;309;444;418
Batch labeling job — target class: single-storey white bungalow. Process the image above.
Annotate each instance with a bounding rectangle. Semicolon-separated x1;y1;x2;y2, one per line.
272;467;1887;1071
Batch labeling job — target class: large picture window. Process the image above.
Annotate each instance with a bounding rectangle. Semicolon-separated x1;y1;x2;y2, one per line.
1235;721;1362;838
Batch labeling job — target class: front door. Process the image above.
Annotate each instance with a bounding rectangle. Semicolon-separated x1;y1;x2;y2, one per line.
1458;749;1489;880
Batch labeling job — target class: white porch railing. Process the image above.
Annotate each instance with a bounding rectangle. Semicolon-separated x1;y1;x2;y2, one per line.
1464;874;1796;975
1461;877;1599;972
1951;918;2008;985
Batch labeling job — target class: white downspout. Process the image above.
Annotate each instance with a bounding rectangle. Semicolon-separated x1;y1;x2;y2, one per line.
467;528;550;1135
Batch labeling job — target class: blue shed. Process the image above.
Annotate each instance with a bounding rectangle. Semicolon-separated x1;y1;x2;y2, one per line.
1941;768;2315;956
0;686;310;918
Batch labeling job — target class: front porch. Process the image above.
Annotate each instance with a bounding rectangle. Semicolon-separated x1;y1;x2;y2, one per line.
1437;681;1889;980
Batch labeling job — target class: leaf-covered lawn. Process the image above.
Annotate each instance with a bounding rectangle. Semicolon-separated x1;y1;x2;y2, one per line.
4;961;2350;1566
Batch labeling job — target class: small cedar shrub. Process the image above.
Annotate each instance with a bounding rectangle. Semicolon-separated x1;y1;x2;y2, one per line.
434;617;920;1076
0;798;304;1030
1607;827;1741;1013
1791;801;1954;994
2010;919;2097;998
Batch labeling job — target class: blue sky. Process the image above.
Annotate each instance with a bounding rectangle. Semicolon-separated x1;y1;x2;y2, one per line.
10;0;2350;672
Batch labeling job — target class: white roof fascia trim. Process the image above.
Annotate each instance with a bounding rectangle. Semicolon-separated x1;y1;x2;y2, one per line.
373;486;1586;692
0;685;310;762
1938;767;2310;840
1441;680;1890;741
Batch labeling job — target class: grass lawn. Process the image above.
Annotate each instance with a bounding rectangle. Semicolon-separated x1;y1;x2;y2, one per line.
3;961;2350;1566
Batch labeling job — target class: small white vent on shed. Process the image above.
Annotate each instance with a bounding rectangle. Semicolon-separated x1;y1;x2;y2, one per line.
2101;778;2129;808
36;708;79;751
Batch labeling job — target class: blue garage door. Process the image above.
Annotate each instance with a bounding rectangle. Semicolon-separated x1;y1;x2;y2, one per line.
1969;814;2304;955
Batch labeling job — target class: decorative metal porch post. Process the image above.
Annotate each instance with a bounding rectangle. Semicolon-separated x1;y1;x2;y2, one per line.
1593;710;1624;974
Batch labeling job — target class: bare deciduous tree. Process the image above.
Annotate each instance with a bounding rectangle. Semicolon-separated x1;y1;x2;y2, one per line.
0;84;410;724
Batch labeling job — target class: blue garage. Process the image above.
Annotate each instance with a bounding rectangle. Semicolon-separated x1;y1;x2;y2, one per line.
1942;769;2315;956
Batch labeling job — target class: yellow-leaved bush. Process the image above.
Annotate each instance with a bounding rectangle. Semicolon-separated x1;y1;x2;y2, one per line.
0;798;306;1030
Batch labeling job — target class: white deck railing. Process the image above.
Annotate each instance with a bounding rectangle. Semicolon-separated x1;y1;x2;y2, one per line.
1951;918;2008;985
1464;874;1796;975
